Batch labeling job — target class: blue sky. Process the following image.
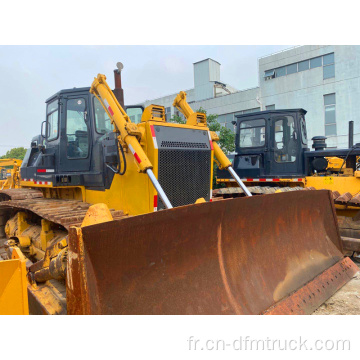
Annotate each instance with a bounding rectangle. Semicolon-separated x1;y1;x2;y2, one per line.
0;45;289;155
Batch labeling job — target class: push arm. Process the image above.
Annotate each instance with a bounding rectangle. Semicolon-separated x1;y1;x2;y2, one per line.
173;91;194;119
90;74;173;209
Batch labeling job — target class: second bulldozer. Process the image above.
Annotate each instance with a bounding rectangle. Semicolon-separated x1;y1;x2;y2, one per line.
0;69;357;315
213;108;360;256
0;158;22;190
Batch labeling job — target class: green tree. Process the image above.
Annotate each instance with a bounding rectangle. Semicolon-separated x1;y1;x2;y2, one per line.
218;127;235;154
170;107;235;154
0;147;27;160
196;107;235;155
169;114;186;124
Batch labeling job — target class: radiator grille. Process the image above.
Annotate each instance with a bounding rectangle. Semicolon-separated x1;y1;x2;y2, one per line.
160;141;209;149
157;149;211;209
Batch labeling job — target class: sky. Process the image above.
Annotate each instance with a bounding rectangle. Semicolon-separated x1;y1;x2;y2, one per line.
0;45;290;155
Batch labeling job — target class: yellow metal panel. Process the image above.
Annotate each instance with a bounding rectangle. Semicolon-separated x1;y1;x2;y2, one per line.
0;259;29;315
81;203;114;227
306;176;360;195
323;176;334;185
85;121;206;216
85;121;155;216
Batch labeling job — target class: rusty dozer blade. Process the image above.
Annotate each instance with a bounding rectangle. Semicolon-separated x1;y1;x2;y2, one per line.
66;190;358;315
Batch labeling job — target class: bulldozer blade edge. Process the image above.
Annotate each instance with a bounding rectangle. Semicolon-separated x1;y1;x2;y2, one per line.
66;190;357;315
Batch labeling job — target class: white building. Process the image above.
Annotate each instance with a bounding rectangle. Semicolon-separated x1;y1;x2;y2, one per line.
140;45;360;149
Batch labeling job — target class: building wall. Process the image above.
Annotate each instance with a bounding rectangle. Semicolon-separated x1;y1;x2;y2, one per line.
259;45;360;148
193;58;221;101
140;46;360;149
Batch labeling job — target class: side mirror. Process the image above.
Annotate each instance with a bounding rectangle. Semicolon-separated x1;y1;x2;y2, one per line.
41;121;46;138
31;141;37;148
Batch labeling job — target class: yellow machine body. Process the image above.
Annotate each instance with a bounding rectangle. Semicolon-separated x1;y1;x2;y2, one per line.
0;74;357;315
85;120;214;216
0;258;29;315
18;120;215;216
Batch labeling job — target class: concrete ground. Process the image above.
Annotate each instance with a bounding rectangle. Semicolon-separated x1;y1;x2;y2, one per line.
1;236;359;314
312;262;360;315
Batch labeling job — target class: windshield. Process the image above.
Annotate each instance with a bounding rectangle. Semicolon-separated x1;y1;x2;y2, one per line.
239;119;266;148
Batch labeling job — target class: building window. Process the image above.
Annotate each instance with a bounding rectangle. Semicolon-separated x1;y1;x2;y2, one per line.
266;105;275;110
310;56;322;69
323;53;334;65
165;107;171;120
275;67;286;77
225;122;235;131
323;53;335;80
264;52;335;80
298;60;309;72
286;63;297;75
264;69;275;80
242;107;261;114
324;93;336;136
218;113;236;132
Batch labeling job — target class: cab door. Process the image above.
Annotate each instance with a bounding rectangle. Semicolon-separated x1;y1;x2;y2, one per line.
59;96;91;172
270;115;299;175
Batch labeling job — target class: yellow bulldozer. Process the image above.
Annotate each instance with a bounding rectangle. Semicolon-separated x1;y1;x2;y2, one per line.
0;158;22;190
0;67;357;315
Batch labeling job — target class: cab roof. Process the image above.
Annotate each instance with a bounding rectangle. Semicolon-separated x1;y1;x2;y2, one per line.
234;108;307;120
46;87;91;104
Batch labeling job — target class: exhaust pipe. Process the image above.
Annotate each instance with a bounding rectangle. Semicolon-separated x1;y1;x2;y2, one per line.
113;62;125;109
349;120;354;148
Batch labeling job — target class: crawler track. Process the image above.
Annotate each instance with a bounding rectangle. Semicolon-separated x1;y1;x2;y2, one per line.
212;186;360;207
0;188;126;229
0;188;128;314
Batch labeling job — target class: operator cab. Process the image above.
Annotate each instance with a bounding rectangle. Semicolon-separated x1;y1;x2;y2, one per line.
21;86;144;189
219;109;308;179
0;169;8;180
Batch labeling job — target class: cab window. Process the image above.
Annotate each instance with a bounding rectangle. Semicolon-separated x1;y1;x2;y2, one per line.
94;97;113;134
47;99;59;141
300;115;307;145
239;119;266;148
66;98;89;159
127;107;143;124
274;116;297;163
